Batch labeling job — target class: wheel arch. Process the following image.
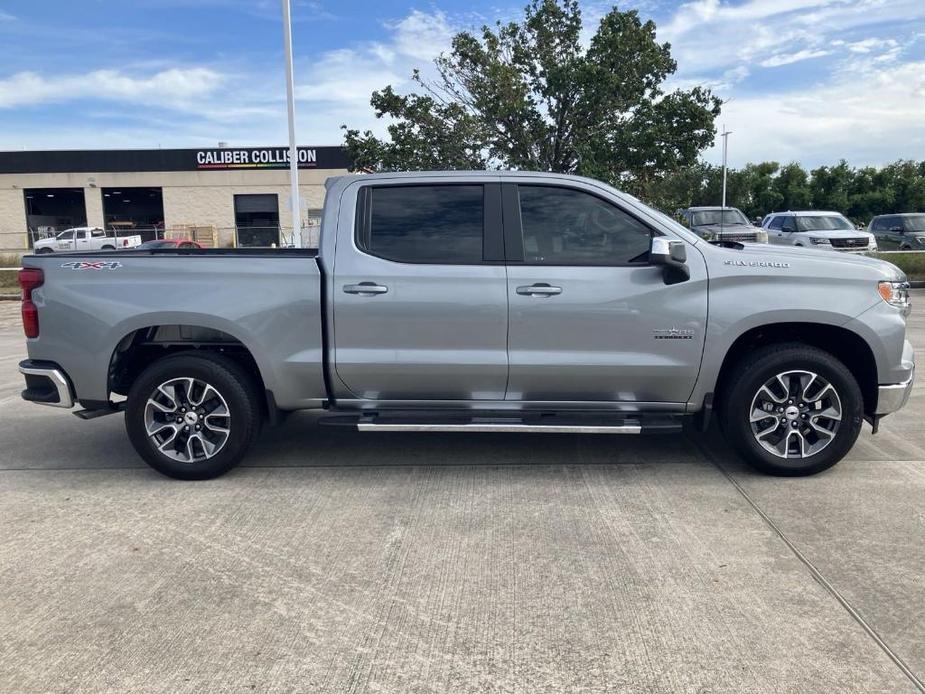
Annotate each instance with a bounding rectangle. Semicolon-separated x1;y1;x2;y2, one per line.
107;322;270;411
713;322;878;415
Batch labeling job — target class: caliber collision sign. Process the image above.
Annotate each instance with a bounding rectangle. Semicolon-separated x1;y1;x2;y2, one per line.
196;147;323;170
0;146;350;174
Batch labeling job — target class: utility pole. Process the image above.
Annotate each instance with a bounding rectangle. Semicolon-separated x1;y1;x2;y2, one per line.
721;124;732;209
281;0;301;248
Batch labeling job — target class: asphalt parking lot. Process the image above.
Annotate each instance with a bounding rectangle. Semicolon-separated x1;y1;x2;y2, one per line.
1;296;923;694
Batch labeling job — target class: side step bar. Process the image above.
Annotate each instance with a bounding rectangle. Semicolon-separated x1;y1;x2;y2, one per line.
319;413;684;435
357;422;643;434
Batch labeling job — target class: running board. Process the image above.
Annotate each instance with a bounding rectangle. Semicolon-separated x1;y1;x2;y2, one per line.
319;412;684;435
358;422;643;434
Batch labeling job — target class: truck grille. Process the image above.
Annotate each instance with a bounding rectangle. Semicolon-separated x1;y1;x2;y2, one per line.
830;237;870;249
718;232;761;243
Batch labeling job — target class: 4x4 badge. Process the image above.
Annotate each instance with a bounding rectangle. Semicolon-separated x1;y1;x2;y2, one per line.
60;261;122;271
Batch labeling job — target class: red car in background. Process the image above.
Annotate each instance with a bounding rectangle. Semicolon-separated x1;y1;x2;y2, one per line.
136;239;203;250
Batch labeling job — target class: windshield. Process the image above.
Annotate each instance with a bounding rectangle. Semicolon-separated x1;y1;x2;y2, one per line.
137;240;176;249
691;209;749;226
905;215;925;232
797;215;854;231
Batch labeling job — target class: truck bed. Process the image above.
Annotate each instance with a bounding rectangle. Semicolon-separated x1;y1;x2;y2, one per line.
22;250;327;410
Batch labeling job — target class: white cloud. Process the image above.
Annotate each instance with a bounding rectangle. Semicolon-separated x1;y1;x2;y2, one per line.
760;49;830;67
293;9;457;138
0;68;225;110
703;60;925;167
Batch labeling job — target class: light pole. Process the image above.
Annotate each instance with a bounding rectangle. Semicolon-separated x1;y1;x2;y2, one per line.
281;0;301;248
721;124;732;209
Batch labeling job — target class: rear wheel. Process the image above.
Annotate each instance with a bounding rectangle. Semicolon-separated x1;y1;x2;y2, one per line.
125;353;261;479
720;343;863;476
101;244;115;250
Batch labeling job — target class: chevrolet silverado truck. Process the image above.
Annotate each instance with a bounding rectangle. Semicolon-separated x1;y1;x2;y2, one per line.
17;171;915;479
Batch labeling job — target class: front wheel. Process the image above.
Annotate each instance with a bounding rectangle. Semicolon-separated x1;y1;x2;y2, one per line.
720;344;863;476
125;353;262;479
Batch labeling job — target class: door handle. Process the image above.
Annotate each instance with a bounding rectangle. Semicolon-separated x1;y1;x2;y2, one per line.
343;282;389;296
516;283;562;296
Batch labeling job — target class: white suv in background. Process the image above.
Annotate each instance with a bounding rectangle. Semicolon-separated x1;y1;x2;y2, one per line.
760;211;877;252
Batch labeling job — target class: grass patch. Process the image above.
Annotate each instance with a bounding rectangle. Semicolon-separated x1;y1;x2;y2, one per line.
0;253;22;268
870;252;925;281
0;271;19;292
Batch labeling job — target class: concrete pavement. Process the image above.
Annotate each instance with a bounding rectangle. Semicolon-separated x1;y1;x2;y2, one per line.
0;297;922;693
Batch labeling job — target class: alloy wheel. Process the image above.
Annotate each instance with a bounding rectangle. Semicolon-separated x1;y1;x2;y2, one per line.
144;377;231;463
749;370;842;459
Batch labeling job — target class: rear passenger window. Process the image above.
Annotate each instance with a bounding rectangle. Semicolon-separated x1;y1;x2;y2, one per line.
517;186;651;265
359;185;484;264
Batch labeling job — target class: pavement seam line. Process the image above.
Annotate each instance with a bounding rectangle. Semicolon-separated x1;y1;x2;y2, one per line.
693;438;925;693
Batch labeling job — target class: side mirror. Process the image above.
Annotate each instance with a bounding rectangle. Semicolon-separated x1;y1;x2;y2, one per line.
650;237;690;285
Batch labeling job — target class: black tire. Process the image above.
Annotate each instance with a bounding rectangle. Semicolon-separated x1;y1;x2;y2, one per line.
125;352;262;480
36;247;53;254
719;343;863;476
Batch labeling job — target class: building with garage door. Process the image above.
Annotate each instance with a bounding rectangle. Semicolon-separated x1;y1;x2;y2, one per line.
0;146;350;253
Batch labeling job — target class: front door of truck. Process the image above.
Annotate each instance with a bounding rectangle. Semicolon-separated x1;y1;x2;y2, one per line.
503;182;708;404
332;181;509;401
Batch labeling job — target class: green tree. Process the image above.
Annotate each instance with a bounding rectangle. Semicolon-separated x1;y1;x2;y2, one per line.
343;0;722;197
809;160;851;212
772;162;811;211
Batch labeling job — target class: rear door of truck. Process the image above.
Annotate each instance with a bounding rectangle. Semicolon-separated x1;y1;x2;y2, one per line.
330;178;509;401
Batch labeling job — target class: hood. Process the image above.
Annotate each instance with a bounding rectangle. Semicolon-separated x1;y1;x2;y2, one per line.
708;239;905;280
797;229;873;239
692;222;759;234
33;237;55;247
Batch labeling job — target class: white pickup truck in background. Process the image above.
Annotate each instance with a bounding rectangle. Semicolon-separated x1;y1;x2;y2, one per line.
32;227;142;254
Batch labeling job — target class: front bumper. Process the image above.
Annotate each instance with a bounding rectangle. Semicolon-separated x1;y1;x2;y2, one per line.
19;360;74;409
875;365;915;415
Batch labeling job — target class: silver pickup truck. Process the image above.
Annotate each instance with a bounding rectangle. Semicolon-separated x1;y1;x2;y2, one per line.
17;171;915;479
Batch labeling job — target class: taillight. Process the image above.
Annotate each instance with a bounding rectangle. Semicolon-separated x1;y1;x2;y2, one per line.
122;239;129;247
19;268;43;338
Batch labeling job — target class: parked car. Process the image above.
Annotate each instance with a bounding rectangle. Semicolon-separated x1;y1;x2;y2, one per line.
136;239;203;250
760;211;876;251
678;206;768;243
17;171;914;480
867;213;925;250
33;227;143;254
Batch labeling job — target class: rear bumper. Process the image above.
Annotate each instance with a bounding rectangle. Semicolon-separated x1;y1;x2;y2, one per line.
875;366;915;415
19;360;74;409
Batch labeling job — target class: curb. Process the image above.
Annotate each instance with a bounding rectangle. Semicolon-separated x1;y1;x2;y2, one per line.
911;281;925;289
0;294;19;301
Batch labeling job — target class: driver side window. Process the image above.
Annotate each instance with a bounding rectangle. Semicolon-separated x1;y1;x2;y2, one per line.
781;216;796;232
516;185;651;265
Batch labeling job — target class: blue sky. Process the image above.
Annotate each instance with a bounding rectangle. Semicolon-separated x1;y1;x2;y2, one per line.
0;0;923;168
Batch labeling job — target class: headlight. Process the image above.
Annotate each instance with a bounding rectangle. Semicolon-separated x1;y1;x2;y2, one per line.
699;230;717;241
869;237;878;250
878;280;911;308
755;229;768;243
810;237;831;245
915;236;925;246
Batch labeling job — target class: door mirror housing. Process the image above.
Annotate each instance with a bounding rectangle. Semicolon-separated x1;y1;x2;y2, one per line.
650;237;690;285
